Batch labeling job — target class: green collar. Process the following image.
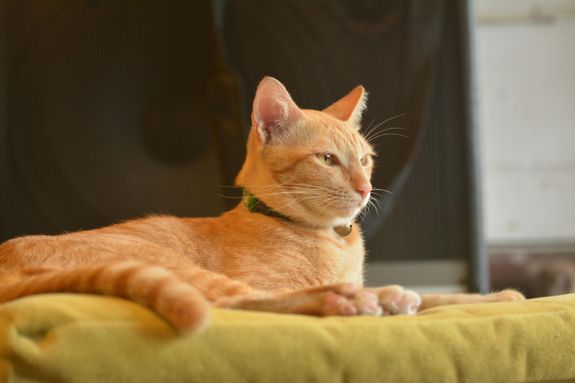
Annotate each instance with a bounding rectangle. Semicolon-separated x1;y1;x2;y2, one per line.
243;190;289;221
242;189;353;236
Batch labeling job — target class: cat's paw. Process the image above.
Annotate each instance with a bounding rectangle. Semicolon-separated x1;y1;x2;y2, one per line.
322;285;421;316
492;289;526;302
369;285;421;315
322;289;383;316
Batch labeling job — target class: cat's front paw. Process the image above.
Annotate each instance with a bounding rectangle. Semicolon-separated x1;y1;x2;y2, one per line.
322;289;383;316
492;289;526;302
369;285;421;315
324;285;421;317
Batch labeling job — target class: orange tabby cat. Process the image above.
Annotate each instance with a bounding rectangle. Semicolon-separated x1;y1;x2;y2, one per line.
0;77;523;333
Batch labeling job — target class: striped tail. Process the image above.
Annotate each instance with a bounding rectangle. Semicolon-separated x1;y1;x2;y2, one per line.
0;261;210;333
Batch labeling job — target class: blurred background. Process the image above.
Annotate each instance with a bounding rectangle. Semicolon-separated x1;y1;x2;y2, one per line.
476;0;575;297
0;0;573;298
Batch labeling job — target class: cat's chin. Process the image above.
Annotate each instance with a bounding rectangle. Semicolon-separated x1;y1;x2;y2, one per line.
322;209;361;228
299;212;356;230
338;205;363;220
331;216;357;227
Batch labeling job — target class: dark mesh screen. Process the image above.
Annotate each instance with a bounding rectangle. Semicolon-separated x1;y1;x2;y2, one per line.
2;0;243;239
220;0;477;262
1;0;483;288
367;0;475;262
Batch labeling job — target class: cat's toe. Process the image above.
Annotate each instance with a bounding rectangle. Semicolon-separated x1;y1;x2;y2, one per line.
396;289;421;315
353;291;383;316
322;291;358;316
321;290;382;316
374;285;421;315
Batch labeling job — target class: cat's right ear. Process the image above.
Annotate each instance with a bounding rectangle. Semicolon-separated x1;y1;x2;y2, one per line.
252;77;304;144
323;85;367;128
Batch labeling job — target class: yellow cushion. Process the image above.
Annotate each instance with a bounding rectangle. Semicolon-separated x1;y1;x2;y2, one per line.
1;293;574;382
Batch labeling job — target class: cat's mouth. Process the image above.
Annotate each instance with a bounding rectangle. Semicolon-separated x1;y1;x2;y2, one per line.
355;193;371;208
287;187;370;223
335;197;369;219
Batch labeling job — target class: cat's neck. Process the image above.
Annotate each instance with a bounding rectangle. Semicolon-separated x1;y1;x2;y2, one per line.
241;188;353;237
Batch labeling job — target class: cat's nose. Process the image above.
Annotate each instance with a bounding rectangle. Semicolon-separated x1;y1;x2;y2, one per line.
355;183;372;199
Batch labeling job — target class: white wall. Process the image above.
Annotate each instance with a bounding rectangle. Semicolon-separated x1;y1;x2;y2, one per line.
475;0;575;245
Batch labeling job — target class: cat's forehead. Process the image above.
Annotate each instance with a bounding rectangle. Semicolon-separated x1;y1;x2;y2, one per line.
301;110;373;153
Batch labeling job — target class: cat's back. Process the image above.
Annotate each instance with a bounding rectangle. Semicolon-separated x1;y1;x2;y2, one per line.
0;215;208;270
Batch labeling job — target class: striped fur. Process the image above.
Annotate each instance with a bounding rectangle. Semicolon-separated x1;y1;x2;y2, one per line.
0;261;210;333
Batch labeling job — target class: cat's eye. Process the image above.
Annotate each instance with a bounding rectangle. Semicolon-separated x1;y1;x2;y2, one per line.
360;155;372;167
319;152;337;166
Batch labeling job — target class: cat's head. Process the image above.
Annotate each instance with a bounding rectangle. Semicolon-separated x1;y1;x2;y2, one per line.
236;77;374;229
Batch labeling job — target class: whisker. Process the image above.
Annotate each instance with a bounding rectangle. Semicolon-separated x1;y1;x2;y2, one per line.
366;199;380;217
363;120;383;141
217;194;245;200
371;188;394;195
261;189;329;197
367;132;411;143
359;202;372;221
362;112;406;141
364;126;407;143
273;193;339;213
371;197;383;212
362;113;405;135
369;196;385;214
219;185;242;189
376;112;406;126
363;118;378;138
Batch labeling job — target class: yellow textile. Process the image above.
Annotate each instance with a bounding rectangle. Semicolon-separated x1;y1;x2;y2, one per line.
0;293;574;382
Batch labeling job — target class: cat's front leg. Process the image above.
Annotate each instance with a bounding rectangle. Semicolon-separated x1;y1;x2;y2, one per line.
365;287;525;314
419;289;525;311
214;283;384;317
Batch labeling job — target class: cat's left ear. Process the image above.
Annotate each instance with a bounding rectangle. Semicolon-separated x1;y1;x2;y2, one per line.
252;77;305;144
323;86;367;128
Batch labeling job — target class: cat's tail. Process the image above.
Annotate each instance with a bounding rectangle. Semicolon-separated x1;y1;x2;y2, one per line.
0;261;210;333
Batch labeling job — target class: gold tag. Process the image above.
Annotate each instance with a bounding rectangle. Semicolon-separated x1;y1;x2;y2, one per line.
333;223;352;237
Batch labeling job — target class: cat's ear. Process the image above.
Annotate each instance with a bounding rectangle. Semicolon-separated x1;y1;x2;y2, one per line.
252;77;304;144
323;86;367;128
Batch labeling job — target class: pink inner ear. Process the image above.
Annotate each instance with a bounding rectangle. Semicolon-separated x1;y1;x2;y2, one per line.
253;77;304;143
